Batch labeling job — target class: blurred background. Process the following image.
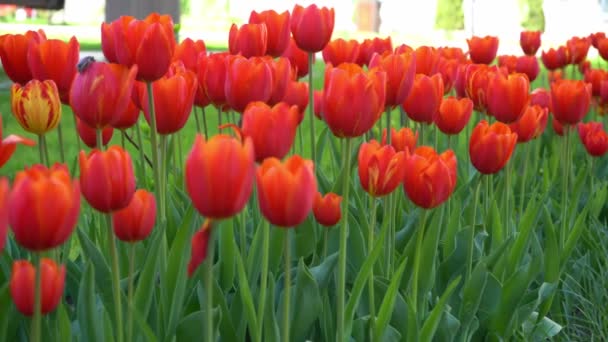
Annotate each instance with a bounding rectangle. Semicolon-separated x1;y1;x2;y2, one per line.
0;0;607;54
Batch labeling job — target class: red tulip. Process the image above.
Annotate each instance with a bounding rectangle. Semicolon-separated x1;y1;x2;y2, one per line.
515;55;540;82
185;134;255;219
187;220;212;277
172;38;206;71
541;47;569;71
598;38;608;62
323;38;360;66
198;52;230;109
414;46;440;76
436;97;474;135
113;189;156;242
403;146;457;209
104;13;176;82
241;101;299;162
9;163;80;251
437;57;459;94
290;4;335;53
552;116;565;136
313;90;324;120
509;105;549;143
0;116;35;169
486;73;530;123
0;30;46;84
322;63;386;137
530;88;551;111
584;68;608;96
111;98;140;130
520;30;541;56
438;46;467;62
566;36;591;64
224;56;274;113
10;258;65;316
229;23;268;57
79;146;136;213
577;121;608;157
76;118;113;148
282;81;309;119
590;32;606;49
70;61;137;129
383;127;418;153
469;120;518;174
267;56;292;106
402;73;444;124
140;61;197;134
467;35;499;64
282;37;312;78
497;55;518;74
465;64;506;112
551;79;592;125
368;50;416;109
249;9;291;57
358;139;407;197
313;192;342;227
27;37;79;104
454;61;472;98
357;37;393;66
256;155;316;227
579;60;591;75
11;79;62;135
0;178;8;253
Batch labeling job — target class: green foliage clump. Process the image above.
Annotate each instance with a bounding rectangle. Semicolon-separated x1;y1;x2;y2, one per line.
521;0;545;31
435;0;464;30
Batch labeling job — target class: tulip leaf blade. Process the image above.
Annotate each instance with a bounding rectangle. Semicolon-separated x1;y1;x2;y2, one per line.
234;236;260;342
292;258;322;342
77;262;104;342
372;255;408;342
419;275;461;342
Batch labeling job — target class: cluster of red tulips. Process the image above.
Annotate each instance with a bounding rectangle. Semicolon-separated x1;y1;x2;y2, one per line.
0;2;608;341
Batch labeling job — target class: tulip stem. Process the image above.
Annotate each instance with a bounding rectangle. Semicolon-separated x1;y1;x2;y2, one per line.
57;121;65;163
217;106;223;132
204;224;216;342
194;106;203;133
146;82;164;224
37;135;46;166
282;229;291;342
107;214;124;342
466;177;482;282
159;135;168;221
96;129;103;151
504;159;512;237
411;209;429;314
308;52;317;167
256;220;270;342
385;108;392;144
337;138;353;342
202;107;209;138
31;252;42;342
72;113;82;151
135;119;148;188
518;143;531;216
127;243;136;342
560;127;570;248
367;196;378;336
120;130;126;149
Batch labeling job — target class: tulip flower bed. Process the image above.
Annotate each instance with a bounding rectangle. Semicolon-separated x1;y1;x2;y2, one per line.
1;4;608;342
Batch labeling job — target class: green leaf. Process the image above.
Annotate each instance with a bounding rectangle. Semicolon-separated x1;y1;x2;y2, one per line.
264;275;280;342
309;252;338;289
507;194;541;275
560;207;589;268
292;259;323;342
419;207;444;298
420;275;461;342
489;198;503;252
458;262;488;338
134;226;163;318
373;256;408;341
442;199;462;261
234;238;260;342
176;310;220;341
218;218;236;289
0;282;18;341
523;311;562;339
56;303;71;341
77;263;104;342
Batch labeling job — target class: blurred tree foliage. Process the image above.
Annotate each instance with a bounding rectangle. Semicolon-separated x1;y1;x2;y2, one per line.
520;0;545;31
435;0;464;30
181;0;190;15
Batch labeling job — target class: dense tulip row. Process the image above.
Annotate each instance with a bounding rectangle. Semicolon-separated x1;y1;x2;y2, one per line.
0;2;607;341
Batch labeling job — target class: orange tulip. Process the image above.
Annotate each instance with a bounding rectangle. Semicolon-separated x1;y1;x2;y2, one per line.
497;55;518;74
520;30;541;56
436;97;474;135
229;23;268;57
185;134;255;219
469;120;517;174
577;121;608;157
551;79;592;125
76;118;113;148
515;55;540;82
27;37;80;103
256;155;316;227
437;57;459;94
403;146;457;209
566;36;591;64
0;30;46;84
70;61;137;129
541;47;569;71
187;220;212;277
358;139;407;197
241;101;299;162
584;68;608;96
10;258;65;316
383;127;418;153
11;79;61;135
267;56;292;106
438;46;467;62
172;38;206;72
9;163;80;251
357;37;393;66
0;178;8;253
368;50;416;108
105;13;176;82
198;52;230;109
282;37;312;79
313;192;342;227
139;61;196;134
249;9;291;57
467;35;499;64
414;46;440;76
0;115;35;168
290;4;335;53
402;73;444;124
224;55;274;113
322;38;360;66
281;80;309;119
79;146;136;213
322;63;386;137
486;73;530;123
509;105;549;143
579;60;591;75
113;189;156;242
